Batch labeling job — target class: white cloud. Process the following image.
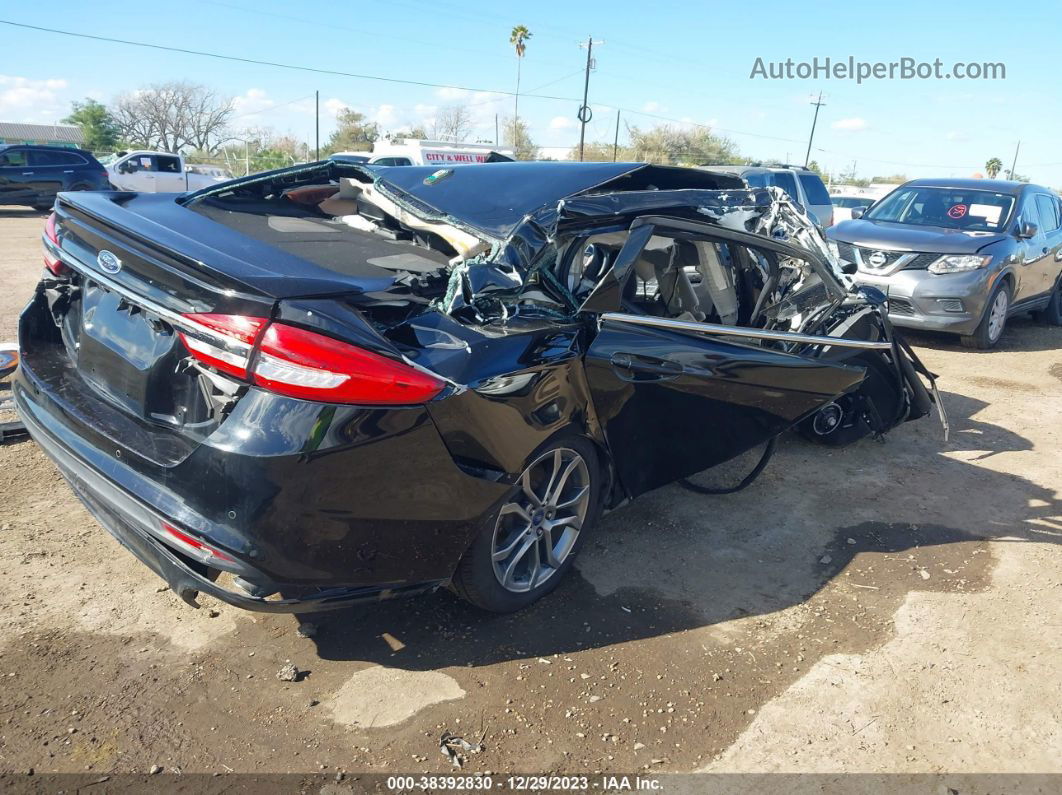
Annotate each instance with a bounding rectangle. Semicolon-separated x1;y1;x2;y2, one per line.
0;75;69;122
323;98;349;118
549;115;576;130
945;130;970;142
435;87;470;101
372;104;399;127
831;117;869;132
232;88;275;117
642;100;665;113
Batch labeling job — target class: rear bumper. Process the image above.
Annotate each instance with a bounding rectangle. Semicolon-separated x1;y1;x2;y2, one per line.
16;383;446;613
14;318;513;611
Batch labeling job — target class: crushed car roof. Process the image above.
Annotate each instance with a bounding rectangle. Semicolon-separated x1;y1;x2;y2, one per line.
373;161;744;241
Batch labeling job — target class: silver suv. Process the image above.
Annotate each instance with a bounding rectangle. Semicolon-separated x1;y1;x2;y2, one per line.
700;164;834;227
827;178;1062;348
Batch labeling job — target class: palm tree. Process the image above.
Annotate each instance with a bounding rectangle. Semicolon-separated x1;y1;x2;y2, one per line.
985;157;1003;179
510;25;532;125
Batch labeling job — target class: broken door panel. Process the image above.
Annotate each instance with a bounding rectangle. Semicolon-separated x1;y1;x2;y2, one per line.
584;317;866;498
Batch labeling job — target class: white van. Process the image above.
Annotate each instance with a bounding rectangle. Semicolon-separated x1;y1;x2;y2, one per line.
331;139;515;167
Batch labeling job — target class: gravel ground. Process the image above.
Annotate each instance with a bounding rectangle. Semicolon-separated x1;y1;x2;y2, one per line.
0;207;1059;782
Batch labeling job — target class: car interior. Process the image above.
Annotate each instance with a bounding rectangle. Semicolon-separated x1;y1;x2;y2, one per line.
556;229;828;336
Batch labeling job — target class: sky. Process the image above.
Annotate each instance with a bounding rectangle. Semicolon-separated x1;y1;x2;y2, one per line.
1;0;1059;185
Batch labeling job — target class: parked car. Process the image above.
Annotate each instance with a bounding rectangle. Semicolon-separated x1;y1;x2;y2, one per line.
330;139;515;167
106;150;231;193
0;144;109;211
828;178;1062;348
830;194;875;223
16;161;938;615
700;164;834;227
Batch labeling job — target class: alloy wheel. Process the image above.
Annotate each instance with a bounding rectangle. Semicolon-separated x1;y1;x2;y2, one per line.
987;289;1008;342
491;447;591;593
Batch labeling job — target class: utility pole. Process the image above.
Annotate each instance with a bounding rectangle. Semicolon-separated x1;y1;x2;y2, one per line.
612;109;621;162
577;36;603;162
1009;139;1021;180
315;90;320;161
804;91;825;168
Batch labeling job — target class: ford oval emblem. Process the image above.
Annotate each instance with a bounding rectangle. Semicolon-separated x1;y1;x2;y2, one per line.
97;250;122;274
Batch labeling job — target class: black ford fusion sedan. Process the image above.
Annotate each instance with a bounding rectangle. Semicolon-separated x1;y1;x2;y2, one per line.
16;160;939;614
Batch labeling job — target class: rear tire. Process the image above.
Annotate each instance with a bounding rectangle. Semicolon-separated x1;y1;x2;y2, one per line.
452;436;603;613
31;204;51;213
1032;279;1062;326
961;281;1010;349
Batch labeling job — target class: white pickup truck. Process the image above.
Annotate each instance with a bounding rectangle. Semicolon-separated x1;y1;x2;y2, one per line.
105;151;233;193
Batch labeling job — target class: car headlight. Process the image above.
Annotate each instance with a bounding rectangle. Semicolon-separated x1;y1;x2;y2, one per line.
927;254;991;274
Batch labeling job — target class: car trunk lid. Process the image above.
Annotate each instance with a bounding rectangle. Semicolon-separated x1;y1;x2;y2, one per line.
32;191;415;464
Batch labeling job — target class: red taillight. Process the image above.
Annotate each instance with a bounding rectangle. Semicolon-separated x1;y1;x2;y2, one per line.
161;522;234;562
178;313;267;378
178;314;444;405
42;212;68;276
253;323;444;405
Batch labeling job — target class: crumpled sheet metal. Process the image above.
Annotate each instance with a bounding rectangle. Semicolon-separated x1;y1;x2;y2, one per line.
437;185;851;322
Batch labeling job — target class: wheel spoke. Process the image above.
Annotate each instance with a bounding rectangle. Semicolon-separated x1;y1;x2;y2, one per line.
521;468;542;508
545;457;580;506
501;534;538;588
555;484;589;510
527;538;543;586
540;449;563;503
548;514;582;532
540;527;562;568
498;502;531;522
492;526;532;562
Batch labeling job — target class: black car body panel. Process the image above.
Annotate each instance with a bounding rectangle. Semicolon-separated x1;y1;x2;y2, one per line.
17;160;940;612
0;144;109;209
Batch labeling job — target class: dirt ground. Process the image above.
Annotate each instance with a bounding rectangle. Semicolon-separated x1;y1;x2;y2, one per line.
0;207;1059;785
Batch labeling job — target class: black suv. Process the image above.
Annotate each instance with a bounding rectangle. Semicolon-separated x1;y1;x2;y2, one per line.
0;144;110;212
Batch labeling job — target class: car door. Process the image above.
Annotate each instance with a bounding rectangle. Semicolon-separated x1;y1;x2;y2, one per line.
27;149;66;200
1014;193;1049;302
112;154;156;192
580;220;872;498
1033;193;1062;297
152;154;188;192
0;148;34;202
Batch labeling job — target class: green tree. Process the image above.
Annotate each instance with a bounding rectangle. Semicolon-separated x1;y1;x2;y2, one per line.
388;126;428;141
806;160;823;176
503;116;536;160
509;25;532;125
324;109;379;155
985;157;1003;178
869;173;908;184
624;124;739;166
62;98;120;152
578;141;622;162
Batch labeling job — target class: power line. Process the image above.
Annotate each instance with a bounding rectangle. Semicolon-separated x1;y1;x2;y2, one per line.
194;0;577;72
228;93;315;122
0;19;583;104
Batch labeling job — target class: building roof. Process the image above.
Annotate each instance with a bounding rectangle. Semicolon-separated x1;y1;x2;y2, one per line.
0;121;84;144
